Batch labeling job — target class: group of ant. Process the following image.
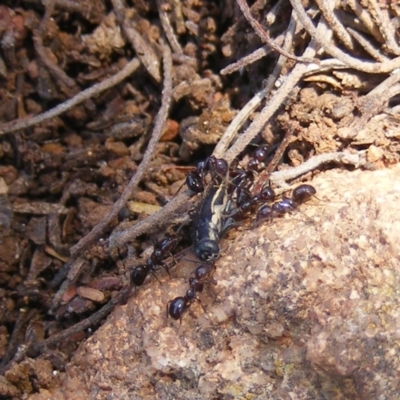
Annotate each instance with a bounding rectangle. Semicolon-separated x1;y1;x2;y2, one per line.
130;147;317;322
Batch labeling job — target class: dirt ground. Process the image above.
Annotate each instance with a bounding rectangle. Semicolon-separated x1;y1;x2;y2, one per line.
0;1;400;399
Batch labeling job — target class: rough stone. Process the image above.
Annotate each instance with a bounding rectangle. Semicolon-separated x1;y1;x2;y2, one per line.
29;165;400;400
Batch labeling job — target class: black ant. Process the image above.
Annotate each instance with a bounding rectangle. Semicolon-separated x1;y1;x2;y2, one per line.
186;156;229;193
247;145;269;172
230;168;255;191
236;187;255;214
186;170;204;193
255;204;274;222
255;184;316;223
276;184;316;211
130;235;178;287
257;185;276;203
292;184;316;205
130;262;158;287
237;183;276;216
167;264;213;322
246;143;284;173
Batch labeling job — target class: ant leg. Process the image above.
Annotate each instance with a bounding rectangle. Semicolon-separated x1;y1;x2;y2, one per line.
160;261;172;279
192;298;213;323
166;300;171;320
220;217;239;237
165;251;182;277
222;201;241;219
149;269;161;284
173;179;186;196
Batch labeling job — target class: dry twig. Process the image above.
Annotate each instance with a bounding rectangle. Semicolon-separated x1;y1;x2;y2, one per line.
270;151;367;188
0;58;140;135
220;43;280;76
338;71;400;139
236;0;314;64
366;0;400;56
70;42;173;257
109;190;192;249
347;0;384;44
112;0;161;82
347;27;390;62
157;0;183;55
215;12;298;157
47;41;172;314
315;0;354;50
224;45;319;163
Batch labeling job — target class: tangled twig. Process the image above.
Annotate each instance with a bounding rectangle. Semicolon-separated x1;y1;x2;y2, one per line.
236;0;314;64
289;0;400;73
215;11;299;157
157;0;183;55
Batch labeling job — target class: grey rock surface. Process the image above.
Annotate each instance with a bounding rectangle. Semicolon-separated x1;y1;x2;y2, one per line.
30;165;400;400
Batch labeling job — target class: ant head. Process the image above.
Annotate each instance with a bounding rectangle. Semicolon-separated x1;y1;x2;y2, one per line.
194;239;220;262
214;158;228;176
186;171;204;193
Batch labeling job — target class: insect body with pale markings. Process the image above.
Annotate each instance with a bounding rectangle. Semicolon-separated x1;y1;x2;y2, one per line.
192;181;232;262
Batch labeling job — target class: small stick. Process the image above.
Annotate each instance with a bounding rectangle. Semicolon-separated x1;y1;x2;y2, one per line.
214;12;298;158
0;58;140;135
252;123;296;194
157;0;184;55
70;42;173;258
112;0;161;82
270;151;367;188
236;0;314;64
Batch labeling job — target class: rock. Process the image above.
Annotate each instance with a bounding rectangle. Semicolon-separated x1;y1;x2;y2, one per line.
31;165;400;400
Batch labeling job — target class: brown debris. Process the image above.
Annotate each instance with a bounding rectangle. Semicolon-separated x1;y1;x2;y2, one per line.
76;286;105;303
